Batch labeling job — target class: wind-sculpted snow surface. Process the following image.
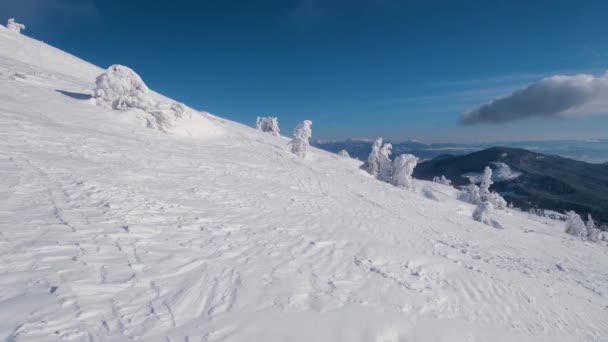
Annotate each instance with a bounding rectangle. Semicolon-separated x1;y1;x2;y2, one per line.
1;26;608;342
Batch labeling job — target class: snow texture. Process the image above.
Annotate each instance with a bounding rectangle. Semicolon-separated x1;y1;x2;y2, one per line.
256;116;280;136
472;202;503;229
1;25;608;342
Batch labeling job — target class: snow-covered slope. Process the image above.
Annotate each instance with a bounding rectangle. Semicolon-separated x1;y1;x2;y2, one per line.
1;26;607;342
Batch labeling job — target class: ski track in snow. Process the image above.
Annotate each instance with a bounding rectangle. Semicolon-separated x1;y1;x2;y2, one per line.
1;25;608;342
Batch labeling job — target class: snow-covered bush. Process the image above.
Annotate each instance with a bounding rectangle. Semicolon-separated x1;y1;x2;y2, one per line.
290;120;312;158
472;202;503;229
586;214;600;242
489;192;507;210
432;175;451;186
93;65;195;132
367;138;383;177
479;166;493;202
256;117;280;136
392;154;418;189
94;65;155;111
459;184;481;204
7;19;25;33
565;211;587;240
338;150;350;158
378;143;393;182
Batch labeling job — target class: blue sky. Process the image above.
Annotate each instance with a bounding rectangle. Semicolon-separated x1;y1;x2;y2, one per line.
3;0;608;142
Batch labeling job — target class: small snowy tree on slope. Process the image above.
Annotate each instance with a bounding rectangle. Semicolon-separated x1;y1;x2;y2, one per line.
7;19;25;33
290;120;312;158
565;211;587;240
377;143;393;182
472;202;503;229
459;183;481;204
94;65;155;112
392;154;418;189
479;166;493;202
367;138;383;176
433;175;451;186
338;150;350;158
256;117;280;136
586;214;600;242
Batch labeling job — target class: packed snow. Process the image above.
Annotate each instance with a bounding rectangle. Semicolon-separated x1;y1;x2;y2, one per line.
1;24;608;342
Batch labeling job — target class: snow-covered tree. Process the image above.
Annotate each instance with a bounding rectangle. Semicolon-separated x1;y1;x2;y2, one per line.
338;150;350;158
377;143;393;182
94;65;155;112
586;214;600;242
459;184;481;204
432;175;451;186
290;120;312;158
489;192;507;210
366;138;383;177
472;202;503;229
7;19;25;34
256;117;280;136
479;166;493;202
565;211;587;240
392;154;418;189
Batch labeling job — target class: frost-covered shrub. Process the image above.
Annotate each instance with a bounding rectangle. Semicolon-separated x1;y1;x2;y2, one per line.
565;211;587;240
367;138;383;177
256;116;280;136
479;166;493;202
7;19;25;33
378;143;393;182
489;192;507;210
290;120;312;158
94;65;155;111
338;150;350;158
459;184;481;204
586;214;600;242
432;175;451;186
93;65;195;132
392;154;418;189
472;202;503;229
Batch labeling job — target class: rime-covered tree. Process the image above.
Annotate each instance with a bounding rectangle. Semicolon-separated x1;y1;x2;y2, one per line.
565;211;587;240
337;150;350;158
460;184;481;204
6;18;25;33
472;202;503;229
433;175;451;186
392;154;418;189
94;65;155;112
366;138;383;177
290;120;312;158
479;166;493;202
586;214;600;242
489;192;507;210
377;143;393;182
256;117;280;136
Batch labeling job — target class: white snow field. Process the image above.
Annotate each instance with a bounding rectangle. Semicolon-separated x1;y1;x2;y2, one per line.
1;26;608;342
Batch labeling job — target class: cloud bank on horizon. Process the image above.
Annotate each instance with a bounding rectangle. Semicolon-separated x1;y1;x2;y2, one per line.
460;71;608;125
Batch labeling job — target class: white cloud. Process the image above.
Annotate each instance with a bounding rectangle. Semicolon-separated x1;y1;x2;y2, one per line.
460;72;608;125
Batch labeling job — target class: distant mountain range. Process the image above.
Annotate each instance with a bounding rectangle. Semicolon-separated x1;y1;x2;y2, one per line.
315;140;608;225
313;138;608;163
414;147;608;226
